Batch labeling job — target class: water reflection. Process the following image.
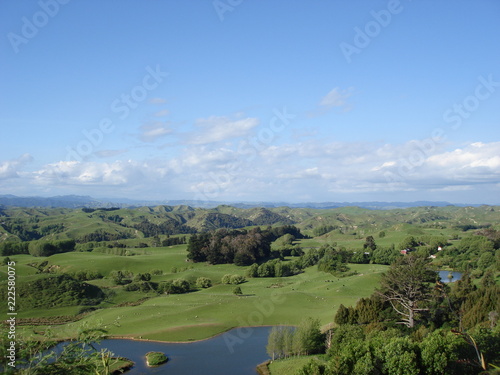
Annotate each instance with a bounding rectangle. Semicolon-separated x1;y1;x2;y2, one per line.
94;326;272;374
437;270;462;283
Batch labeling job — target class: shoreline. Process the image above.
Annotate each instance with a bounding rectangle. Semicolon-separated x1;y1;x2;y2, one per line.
108;324;280;344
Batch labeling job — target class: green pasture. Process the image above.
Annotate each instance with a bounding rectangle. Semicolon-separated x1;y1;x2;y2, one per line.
3;246;386;342
298;224;459;252
269;356;327;375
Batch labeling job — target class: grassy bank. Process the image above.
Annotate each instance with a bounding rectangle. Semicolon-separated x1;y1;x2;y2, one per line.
3;246;386;342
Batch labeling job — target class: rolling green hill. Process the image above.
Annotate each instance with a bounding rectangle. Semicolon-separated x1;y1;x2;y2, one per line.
1;204;499;244
0;204;498;344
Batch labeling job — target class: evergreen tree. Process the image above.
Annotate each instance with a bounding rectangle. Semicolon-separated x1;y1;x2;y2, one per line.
378;254;436;328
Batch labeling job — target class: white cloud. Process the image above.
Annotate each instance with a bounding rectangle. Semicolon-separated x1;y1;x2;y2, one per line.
320;87;354;109
307;87;355;118
0;154;33;179
277;167;323;179
6;139;499;204
188;116;259;144
181;146;236;169
369;141;500;192
149;97;167;104
426;142;500;170
139;121;173;142
371;161;396;171
94;149;128;158
33;160;147;186
154;109;170;117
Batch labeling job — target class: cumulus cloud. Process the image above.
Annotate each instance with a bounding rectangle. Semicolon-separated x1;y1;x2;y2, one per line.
367;141;500;194
33;160;147;186
181;146;236;168
187;115;259;144
426;142;500;170
0;154;33;179
252;139;500;199
8;139;499;203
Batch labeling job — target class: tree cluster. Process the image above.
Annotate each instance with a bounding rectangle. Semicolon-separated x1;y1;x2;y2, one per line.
187;226;304;266
323;253;500;375
247;259;302;278
0;218;42;241
267;318;325;360
438;233;498;273
297;325;499;375
0;241;29;256
162;236;187;246
28;239;76;257
195;277;212;288
158;278;191;294
133;218;196;237
221;274;245;285
1;274;105;309
76;229;132;243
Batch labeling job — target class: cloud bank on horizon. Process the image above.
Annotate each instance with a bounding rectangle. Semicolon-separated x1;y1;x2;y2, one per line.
1;1;499;204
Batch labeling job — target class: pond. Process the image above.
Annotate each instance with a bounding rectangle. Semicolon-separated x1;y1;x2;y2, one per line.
93;326;272;374
437;270;462;283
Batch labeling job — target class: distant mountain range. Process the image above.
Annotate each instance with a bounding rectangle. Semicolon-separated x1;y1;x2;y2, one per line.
0;194;488;210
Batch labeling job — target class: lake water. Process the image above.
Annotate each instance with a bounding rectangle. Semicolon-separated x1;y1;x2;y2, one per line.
437;270;462;283
94;326;272;374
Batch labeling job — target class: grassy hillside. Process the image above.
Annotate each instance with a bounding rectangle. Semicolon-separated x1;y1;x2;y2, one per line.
5;247;386;341
1;204;499;244
1;204;498;344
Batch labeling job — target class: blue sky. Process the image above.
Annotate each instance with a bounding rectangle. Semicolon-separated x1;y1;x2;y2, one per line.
1;0;499;204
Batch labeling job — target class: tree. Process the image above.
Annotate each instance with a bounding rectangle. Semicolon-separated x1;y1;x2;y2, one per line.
399;236;418;250
378;254;436;328
293;318;325;355
196;277;212;288
229;274;245;285
380;337;420;375
317;249;349;274
371;245;399;265
364;235;377;251
420;329;468;375
246;263;259;278
258;262;275;277
110;270;126;285
3;325;123;375
134;273;151;282
267;326;284;360
334;304;351;326
233;286;242;295
172;278;190;293
296;359;328;375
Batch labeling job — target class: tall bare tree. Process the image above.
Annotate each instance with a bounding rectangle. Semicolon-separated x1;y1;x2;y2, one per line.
377;254;436;328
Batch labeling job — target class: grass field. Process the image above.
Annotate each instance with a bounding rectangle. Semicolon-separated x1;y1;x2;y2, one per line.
2;245;387;342
268;355;328;375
